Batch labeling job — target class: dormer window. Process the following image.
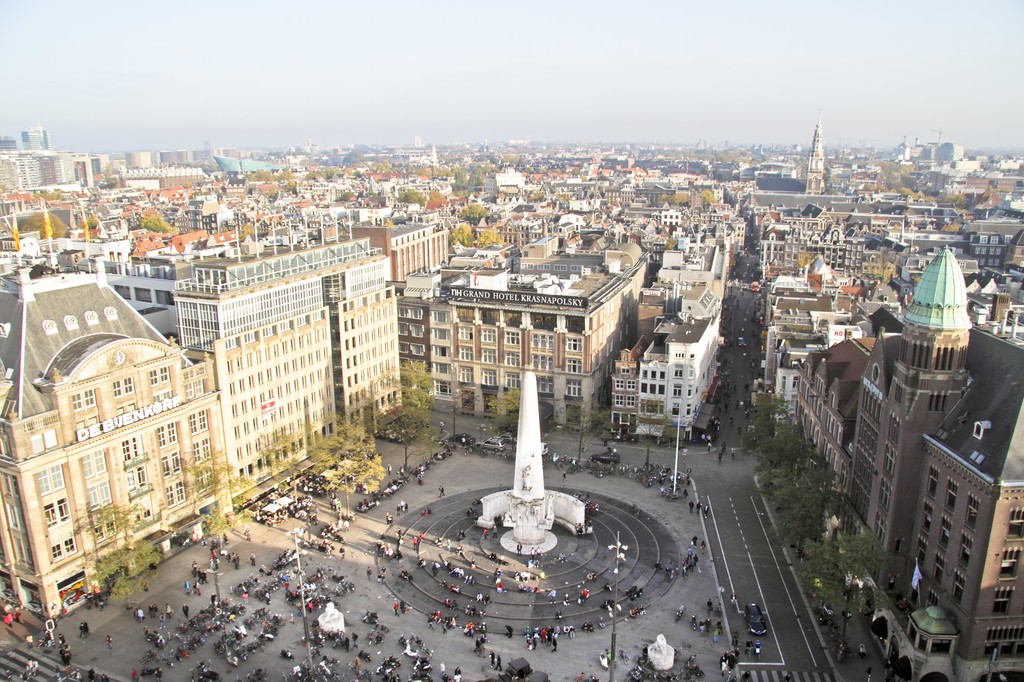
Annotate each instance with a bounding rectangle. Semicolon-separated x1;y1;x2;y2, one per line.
974;420;992;440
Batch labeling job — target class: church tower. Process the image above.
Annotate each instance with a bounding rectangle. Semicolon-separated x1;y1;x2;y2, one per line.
805;115;825;194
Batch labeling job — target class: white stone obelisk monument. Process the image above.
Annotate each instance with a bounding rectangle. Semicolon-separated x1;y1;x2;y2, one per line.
477;371;587;550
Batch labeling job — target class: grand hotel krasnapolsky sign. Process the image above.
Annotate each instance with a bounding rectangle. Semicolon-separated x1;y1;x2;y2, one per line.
448;287;588;309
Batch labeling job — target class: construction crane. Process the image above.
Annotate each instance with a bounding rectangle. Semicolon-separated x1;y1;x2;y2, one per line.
931;128;945;146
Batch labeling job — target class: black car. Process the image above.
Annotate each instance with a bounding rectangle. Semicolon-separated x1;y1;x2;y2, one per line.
589;451;621;464
449;433;476;447
745;603;767;635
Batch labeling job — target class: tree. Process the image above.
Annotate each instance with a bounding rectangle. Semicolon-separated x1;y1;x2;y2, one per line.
460;204;489;225
487;388;521;435
19;212;67;238
140;215;176;233
452;167;469;191
635;407;669;470
401;361;435;414
450;224;474;247
397;189;427;206
702;190;716;206
86;504;161;600
475;228;500;247
321;451;386;517
428;190;446;204
566;403;612;462
659;192;689;206
800;531;886;644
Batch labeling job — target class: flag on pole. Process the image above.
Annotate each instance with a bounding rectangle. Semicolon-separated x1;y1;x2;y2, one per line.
911;558;923;592
11;215;19;252
41;202;53;240
82;207;90;243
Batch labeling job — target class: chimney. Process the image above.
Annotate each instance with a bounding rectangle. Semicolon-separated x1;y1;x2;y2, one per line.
94;257;107;289
17;269;33;303
993;292;1011;332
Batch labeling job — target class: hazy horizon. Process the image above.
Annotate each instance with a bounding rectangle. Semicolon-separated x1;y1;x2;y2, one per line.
3;0;1022;153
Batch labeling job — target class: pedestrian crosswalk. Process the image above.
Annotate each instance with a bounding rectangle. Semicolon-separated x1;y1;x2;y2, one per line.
739;670;835;682
0;647;82;681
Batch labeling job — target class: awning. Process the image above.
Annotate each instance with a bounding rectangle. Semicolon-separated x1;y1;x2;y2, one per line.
706;376;720;399
275;496;293;507
871;616;889;639
262;503;282;513
893;656;912;680
692;405;718;431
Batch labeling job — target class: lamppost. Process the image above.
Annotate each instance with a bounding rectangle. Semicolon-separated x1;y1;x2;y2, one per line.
292;534;315;673
608;532;629;682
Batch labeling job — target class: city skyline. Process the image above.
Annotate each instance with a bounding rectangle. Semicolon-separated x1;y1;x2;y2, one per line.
2;0;1023;152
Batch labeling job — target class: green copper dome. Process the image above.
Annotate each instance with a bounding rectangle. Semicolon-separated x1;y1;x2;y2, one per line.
905;247;971;330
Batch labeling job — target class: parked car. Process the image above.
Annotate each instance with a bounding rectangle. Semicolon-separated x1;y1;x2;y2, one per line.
745;603;768;635
480;437;508;450
449;433;476;447
589;451;621;464
737;337;748;348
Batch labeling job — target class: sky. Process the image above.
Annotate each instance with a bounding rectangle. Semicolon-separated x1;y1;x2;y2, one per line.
2;0;1022;153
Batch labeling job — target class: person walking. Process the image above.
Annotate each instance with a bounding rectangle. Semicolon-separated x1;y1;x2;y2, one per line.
438;486;445;498
182;604;189;619
105;635;113;649
495;654;502;671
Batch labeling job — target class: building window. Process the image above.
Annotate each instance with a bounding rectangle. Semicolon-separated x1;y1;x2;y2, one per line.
459;367;474;384
959;534;972;565
1011;509;1024;539
126;465;149;493
922;501;933;532
537;376;554;394
945;480;958;511
458;328;474;342
459;346;473;362
50;533;77;561
44;498;71;527
952;571;965;602
884;444;895;476
505;373;520;389
566;359;582;374
37;464;65;495
72;389;96;411
532;333;554;350
87;481;112;509
82;450;107;479
157;423;178;448
431;310;449;324
166;481;186;508
505;331;520;346
192;438;211;462
149;367;170;386
113;377;136;398
481;328;497;344
134;288;152;303
482;349;497;364
121;437;142;463
933;551;945;579
432;328;449;341
1001;549;1019;578
994;586;1013;613
927;466;939;496
162;451;182;476
481;370;497;387
189;411;208;435
566;380;583;398
939;516;951;548
532;355;553;371
566;337;582;353
185;380;204;399
966;494;979;528
433;381;451;396
505;352;520;367
879;480;892;511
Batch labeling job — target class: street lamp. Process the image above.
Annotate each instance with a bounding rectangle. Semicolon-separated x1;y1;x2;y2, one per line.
292;534;316;673
608;532;629;682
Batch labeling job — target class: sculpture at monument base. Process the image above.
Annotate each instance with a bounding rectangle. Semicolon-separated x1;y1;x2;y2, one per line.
317;601;345;634
647;633;675;670
476;371;588;545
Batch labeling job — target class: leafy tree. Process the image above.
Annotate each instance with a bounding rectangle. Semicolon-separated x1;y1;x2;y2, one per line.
452;167;469;189
321;450;386;516
460;204;489;225
428;190;446;204
659;192;690;206
468;168;486;190
401;361;435;414
800;532;886;644
140;215;176;233
309;421;377;473
86;504;161;600
566;403;612;462
397;189;427;206
450;223;474;247
19;212;67;238
702;189;716;205
250;170;275;182
336;190;356;202
939;193;967;210
487;388;521;435
635;407;669;469
475;227;501;247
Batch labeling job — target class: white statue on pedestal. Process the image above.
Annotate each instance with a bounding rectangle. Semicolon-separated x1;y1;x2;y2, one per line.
648;634;675;670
